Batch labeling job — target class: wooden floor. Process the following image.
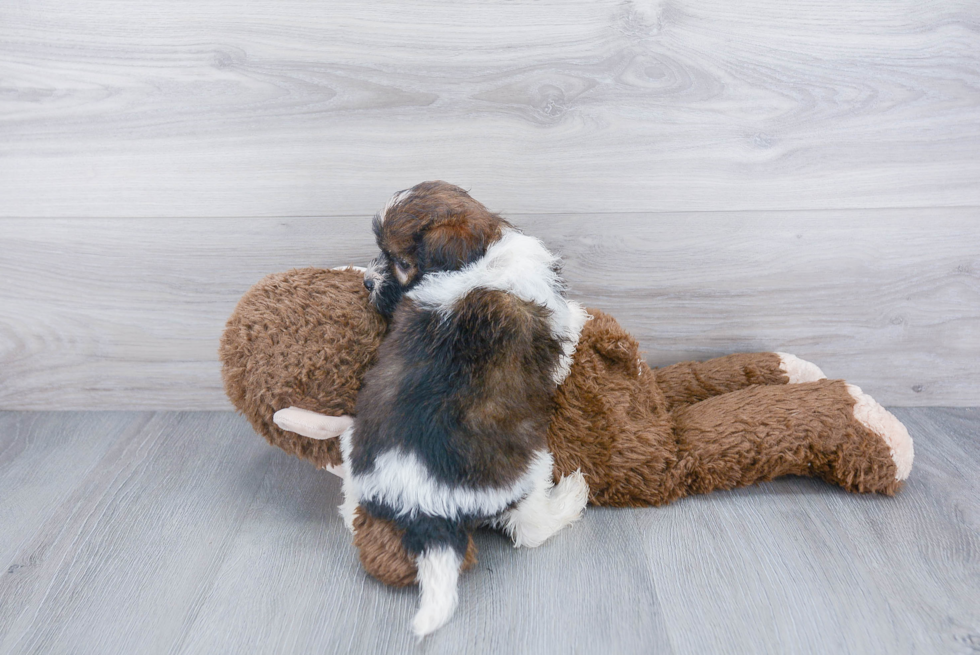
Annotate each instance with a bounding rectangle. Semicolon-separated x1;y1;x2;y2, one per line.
1;410;977;654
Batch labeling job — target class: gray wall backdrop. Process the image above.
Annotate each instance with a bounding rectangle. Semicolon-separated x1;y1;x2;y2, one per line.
1;0;978;409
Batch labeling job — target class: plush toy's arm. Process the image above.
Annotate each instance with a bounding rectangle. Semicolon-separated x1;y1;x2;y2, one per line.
272;407;353;477
653;352;824;411
273;407;353;440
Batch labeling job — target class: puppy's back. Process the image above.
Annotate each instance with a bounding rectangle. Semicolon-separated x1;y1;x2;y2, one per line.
352;287;562;494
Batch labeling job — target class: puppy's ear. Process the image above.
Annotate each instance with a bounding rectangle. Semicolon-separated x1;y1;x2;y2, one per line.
420;219;498;272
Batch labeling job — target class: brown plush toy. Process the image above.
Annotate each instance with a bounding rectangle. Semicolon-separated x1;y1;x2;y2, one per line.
220;265;913;614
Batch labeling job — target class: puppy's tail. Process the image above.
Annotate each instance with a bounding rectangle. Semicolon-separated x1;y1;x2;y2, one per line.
403;515;470;639
413;546;463;638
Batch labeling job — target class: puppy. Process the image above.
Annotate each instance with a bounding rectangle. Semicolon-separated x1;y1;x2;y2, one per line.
340;181;590;637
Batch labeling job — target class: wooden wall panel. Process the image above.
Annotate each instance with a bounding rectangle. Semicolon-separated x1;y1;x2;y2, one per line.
2;0;977;409
1;211;976;409
1;0;978;217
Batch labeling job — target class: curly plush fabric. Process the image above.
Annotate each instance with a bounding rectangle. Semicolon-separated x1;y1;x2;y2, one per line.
545;311;900;505
220;268;387;469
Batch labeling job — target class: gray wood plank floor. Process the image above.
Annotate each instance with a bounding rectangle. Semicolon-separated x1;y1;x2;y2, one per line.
1;410;977;654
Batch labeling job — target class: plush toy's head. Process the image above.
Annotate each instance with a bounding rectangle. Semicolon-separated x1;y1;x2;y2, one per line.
220;267;387;469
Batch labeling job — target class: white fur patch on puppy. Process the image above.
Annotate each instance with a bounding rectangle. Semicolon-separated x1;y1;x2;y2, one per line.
378;188;414;225
556;302;590;385
351;447;555;521
846;384;914;481
413;547;462;639
339;483;358;533
407;229;587;385
338;426;359;532
492;469;589;548
776;352;827;383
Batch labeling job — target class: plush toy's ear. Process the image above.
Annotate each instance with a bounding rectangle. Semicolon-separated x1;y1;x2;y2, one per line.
419;218;497;273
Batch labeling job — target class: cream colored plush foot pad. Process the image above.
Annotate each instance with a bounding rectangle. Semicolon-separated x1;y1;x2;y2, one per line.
846;384;914;481
776;352;827;383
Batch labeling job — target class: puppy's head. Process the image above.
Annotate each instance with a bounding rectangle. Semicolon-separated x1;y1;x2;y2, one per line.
364;181;509;316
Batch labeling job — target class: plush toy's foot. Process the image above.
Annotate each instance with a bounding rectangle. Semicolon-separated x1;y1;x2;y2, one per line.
412;547;462;639
492;470;589;548
846;384;914;481
776;352;827;383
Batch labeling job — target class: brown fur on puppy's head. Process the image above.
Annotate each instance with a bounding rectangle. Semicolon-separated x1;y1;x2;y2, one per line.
364;181;511;316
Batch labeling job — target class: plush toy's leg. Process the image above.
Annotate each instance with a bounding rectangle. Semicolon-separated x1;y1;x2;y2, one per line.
490;469;589;548
668;379;912;500
654;352;825;411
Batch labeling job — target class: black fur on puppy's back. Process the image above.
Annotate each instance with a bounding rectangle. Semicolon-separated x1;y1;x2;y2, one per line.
352;287;563;491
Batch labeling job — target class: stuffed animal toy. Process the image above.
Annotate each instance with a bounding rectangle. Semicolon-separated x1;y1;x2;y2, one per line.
220;264;913;634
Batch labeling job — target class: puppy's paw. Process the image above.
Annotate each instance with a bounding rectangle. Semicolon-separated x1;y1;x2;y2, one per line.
550;469;589;525
504;470;589;549
847;384;914;481
776;352;827;383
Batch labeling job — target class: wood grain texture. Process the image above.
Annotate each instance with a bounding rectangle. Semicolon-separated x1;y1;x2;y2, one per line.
0;409;977;654
0;413;149;588
0;412;275;654
1;0;978;217
2;210;977;409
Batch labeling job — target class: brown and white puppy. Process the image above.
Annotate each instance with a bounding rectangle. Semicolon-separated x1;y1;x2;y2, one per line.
339;181;589;637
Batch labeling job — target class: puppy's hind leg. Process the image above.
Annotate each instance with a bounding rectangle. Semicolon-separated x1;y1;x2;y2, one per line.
494;463;589;548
